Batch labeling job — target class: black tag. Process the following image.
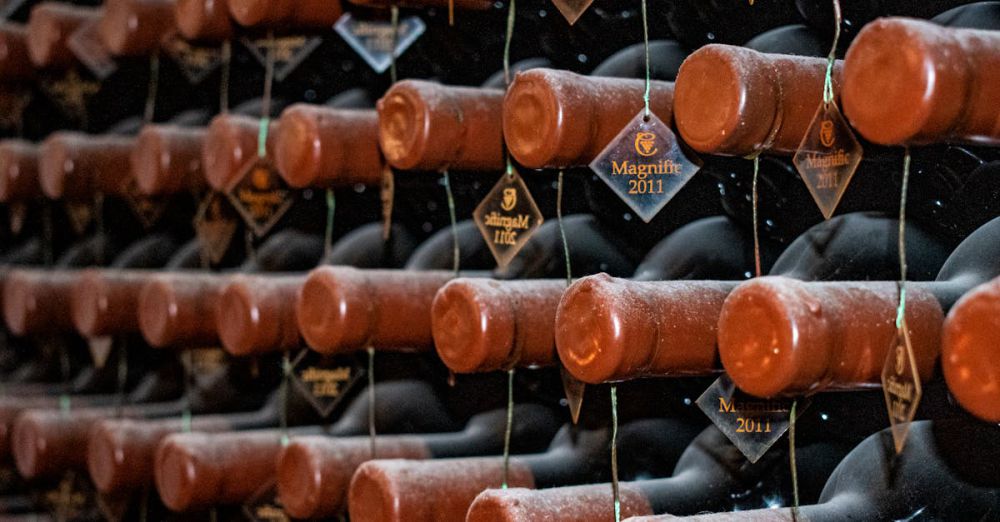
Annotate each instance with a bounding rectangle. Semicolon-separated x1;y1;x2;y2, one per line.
226;159;295;238
242;35;323;82
289;350;367;418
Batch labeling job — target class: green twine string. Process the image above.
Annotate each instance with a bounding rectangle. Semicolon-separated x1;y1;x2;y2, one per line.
257;118;270;159
503;0;516;86
557;171;571;285
442;170;459;276
258;30;276;159
751;155;762;278
390;6;400;84
368;347;377;458
640;0;651;119
896;150;910;329
822;0;842;105
789;399;800;519
611;385;621;522
324;189;336;260
60;337;71;416
501;368;515;488
280;351;291;447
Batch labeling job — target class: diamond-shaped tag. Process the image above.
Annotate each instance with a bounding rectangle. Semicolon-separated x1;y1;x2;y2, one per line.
334;13;426;74
792;102;863;220
0;88;30;131
96;491;130;522
8;203;26;235
67;19;118;80
66;201;94;235
242;35;323;83
45;470;97;522
881;321;922;454
121;178;168;229
242;478;289;522
589;110;702;223
560;364;585;424
289;349;366;419
226;158;295;238
88;336;114;369
182;347;230;387
551;0;594;25
161;33;224;85
696;374;807;463
473;170;544;269
39;69;101;123
194;192;239;265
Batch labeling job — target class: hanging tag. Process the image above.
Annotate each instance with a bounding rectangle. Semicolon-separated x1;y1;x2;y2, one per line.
65;201;95;235
96;492;130;522
242;35;323;83
67;19;118;80
44;470;98;522
695;374;808;463
181;347;229;387
792;102;862;219
88;337;114;369
589;110;702;223
288;350;367;418
881;320;922;454
560;365;585;424
550;0;593;25
242;479;289;522
194;192;239;265
381;165;395;240
0;88;30;132
121;178;168;229
161;33;224;85
226;158;295;238
334;13;426;74
8;203;26;235
473;169;544;269
39;69;101;123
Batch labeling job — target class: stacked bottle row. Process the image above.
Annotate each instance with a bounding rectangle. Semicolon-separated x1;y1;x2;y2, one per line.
1;0;1000;521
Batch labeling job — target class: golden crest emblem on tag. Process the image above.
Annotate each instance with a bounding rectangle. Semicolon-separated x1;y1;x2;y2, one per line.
634;131;658;157
820;119;836;147
501;187;517;211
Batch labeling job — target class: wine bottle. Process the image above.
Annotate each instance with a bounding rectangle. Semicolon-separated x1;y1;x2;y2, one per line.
673;44;839;157
347;409;704;522
842;17;1000;146
941;275;1000;423
174;0;234;42
719;214;1000;398
377;80;504;172
98;0;177;57
626;419;1000;521
275;405;561;519
274;104;383;188
91;378;458;497
296;267;453;355
138;272;231;348
226;0;341;31
26;2;100;70
556;212;950;384
503;68;674;169
0;24;35;83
